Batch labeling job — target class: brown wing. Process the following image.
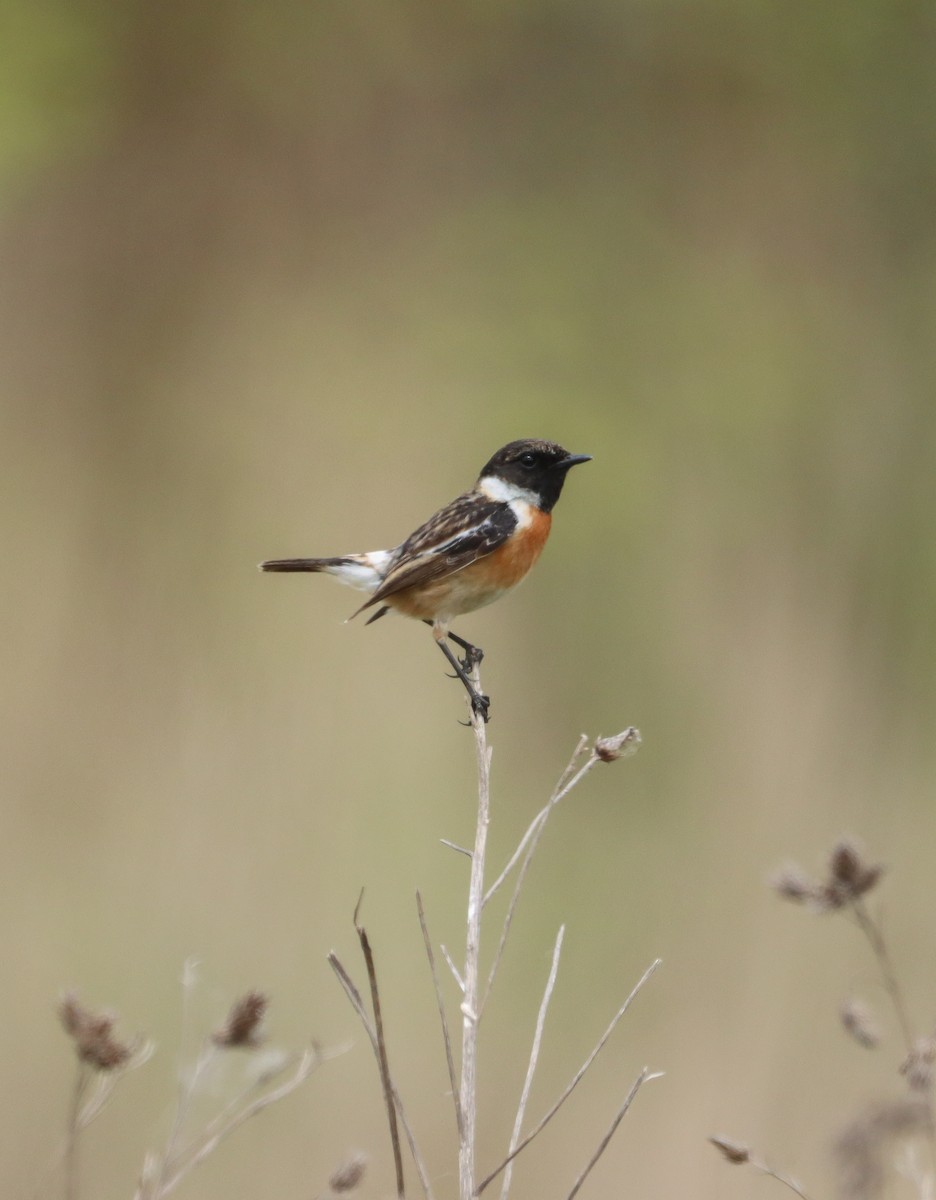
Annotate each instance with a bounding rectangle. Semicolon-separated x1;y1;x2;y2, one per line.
355;492;517;613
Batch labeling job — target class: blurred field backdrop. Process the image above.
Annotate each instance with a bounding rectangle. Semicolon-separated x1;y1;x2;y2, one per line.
3;2;936;1197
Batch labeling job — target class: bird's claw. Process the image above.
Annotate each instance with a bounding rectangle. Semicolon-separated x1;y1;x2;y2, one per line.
461;646;484;672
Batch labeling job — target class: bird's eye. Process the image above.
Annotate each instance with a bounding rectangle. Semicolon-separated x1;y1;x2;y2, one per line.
518;452;537;467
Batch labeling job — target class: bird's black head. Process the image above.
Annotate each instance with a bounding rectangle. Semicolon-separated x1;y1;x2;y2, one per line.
477;439;592;513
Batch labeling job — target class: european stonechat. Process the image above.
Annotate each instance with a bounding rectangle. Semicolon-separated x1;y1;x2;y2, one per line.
261;438;591;721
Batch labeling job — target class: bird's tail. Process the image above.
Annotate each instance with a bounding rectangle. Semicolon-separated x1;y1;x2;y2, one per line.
260;551;390;595
260;557;344;573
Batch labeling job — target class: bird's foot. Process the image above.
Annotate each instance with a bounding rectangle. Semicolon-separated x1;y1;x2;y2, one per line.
459;690;491;725
460;644;484;673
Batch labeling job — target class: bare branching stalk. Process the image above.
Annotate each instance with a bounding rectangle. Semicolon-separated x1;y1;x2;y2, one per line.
476;958;661;1195
152;1045;329;1197
459;668;493;1200
499;925;565;1200
130;977;340;1200
417;889;464;1140
64;1065;90;1200
481;728;640;1013
771;839;936;1174
328;951;436;1200
565;1068;661;1199
52;991;153;1200
850;896;915;1055
353;893;405;1199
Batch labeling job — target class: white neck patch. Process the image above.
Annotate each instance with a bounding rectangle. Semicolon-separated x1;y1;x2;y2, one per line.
479;475;540;507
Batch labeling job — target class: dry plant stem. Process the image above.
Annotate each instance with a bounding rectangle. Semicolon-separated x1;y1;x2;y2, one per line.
328;953;436;1200
748;1154;813;1200
74;1069;130;1128
851;897;915;1053
64;1064;90;1200
146;960;208;1199
417;889;464;1140
41;1050;152;1200
499;925;565;1200
564;1068;658;1200
155;1046;324;1197
481;744;601;1013
141;1040;219;1199
482;735;589;908
851;898;936;1161
460;668;493;1200
441;944;466;993
354;895;406;1200
476;958;662;1195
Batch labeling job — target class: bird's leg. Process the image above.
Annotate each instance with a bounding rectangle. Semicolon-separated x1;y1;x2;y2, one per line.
423;621;484;672
435;638;490;723
446;629;484;671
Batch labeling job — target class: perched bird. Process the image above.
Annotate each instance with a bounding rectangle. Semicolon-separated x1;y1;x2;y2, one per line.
261;438;591;721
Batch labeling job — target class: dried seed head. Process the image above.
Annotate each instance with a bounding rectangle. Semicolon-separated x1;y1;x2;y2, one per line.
827;840;883;902
901;1038;936;1093
771;841;883;914
328;1153;368;1193
59;991;137;1072
840;998;880;1049
213;991;268;1048
769;864;821;905
709;1135;750;1164
594;728;641;763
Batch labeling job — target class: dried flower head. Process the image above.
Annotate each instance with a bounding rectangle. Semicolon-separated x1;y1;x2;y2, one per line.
328;1153;368;1193
770;864;822;905
709;1135;750;1164
827;840;883;903
59;991;137;1071
213;991;268;1048
840;998;880;1049
594;728;641;763
771;840;883;913
900;1037;936;1093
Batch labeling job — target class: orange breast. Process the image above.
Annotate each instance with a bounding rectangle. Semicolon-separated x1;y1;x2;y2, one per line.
388;508;552;623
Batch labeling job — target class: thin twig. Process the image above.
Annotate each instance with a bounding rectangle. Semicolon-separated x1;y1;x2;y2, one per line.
850;898;936;1159
460;665;492;1200
753;1161;813;1200
476;958;661;1195
160;1043;344;1187
441;945;466;993
499;926;565;1200
64;1065;90;1200
41;1052;152;1200
554;734;591;792
481;749;602;1012
441;839;473;858
564;1067;659;1200
482;736;590;908
148;959;208;1200
417;890;464;1139
328;953;436;1200
851;898;915;1054
157;1046;322;1196
353;894;405;1200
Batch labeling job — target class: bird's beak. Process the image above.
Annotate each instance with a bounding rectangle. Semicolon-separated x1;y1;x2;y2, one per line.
558;453;592;469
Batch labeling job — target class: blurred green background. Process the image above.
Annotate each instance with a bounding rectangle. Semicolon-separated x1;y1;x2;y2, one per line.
3;1;936;1196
